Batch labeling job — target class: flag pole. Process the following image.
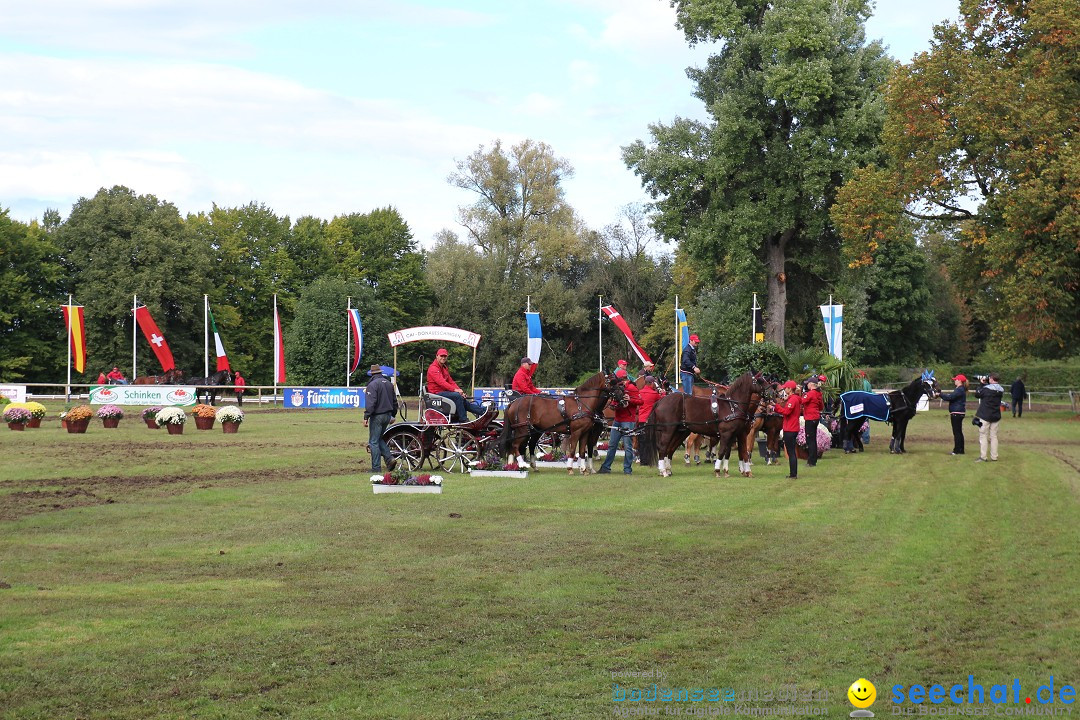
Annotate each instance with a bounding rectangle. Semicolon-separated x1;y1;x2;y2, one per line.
273;294;278;406
752;293;758;344
66;294;73;403
203;294;209;378
598;295;603;373
346;297;352;388
674;295;679;378
132;294;138;380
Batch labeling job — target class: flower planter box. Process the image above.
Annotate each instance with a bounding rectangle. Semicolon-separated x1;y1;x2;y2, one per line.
8;422;26;431
165;424;184;435
27;418;41;428
102;418;120;428
221;421;241;434
66;419;90;434
372;484;442;494
469;469;528;478
193;416;215;430
145;418;159;429
532;461;568;469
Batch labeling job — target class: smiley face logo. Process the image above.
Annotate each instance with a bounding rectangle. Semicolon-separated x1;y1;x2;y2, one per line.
848;679;877;709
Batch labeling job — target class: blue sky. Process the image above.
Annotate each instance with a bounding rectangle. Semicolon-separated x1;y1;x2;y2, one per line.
1;0;958;246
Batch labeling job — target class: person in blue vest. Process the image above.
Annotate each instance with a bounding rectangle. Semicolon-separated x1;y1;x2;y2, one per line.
680;334;700;394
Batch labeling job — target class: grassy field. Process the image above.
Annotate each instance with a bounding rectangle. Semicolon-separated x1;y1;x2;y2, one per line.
1;405;1078;719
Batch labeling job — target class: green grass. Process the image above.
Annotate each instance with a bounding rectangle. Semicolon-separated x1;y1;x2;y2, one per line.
1;407;1078;718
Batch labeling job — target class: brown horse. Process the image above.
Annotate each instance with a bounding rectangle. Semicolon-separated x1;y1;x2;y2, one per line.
684;382;727;465
638;372;769;478
133;368;187;385
500;372;625;474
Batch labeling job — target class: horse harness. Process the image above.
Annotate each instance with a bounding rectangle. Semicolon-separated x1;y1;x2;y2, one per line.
513;390;611;436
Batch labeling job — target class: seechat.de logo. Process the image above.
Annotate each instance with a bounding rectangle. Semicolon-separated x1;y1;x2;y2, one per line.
849;679;877;718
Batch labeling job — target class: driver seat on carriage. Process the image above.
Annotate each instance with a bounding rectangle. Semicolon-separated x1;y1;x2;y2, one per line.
420;392;456;425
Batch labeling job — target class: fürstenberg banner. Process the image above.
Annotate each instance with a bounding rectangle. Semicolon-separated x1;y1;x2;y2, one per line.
89;385;198;406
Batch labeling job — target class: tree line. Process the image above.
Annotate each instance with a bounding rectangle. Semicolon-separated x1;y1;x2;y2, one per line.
2;0;1075;390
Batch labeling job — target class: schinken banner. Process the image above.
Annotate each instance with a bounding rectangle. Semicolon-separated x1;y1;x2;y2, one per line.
284;387;366;409
89;385;197;406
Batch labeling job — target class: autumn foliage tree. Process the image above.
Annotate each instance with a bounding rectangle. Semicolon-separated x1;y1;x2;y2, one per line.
833;0;1080;356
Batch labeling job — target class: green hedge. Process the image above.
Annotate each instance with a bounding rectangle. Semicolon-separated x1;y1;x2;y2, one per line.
863;360;1080;389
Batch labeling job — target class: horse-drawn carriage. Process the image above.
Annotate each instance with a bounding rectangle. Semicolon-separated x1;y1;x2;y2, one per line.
378;326;504;473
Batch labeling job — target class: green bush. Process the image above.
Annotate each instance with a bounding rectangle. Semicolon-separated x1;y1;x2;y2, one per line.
862;358;1080;389
726;342;787;379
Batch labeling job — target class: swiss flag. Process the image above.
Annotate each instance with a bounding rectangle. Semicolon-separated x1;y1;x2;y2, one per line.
135;305;176;372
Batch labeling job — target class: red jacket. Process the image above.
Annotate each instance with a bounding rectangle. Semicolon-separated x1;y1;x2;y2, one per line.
97;373;107;384
638;383;664;422
426;360;460;394
612;380;643;422
106;370;125;382
511;363;540;394
801;389;823;421
235;375;246;390
776;393;803;433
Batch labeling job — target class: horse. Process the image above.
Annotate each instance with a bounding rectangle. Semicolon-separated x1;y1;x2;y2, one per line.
840;371;941;454
133;368;187;385
500;372;626;475
712;380;780;476
684;382;727;465
186;369;233;405
639;371;769;478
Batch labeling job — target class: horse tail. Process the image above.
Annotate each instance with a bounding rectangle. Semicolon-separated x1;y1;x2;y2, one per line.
639;416;658;467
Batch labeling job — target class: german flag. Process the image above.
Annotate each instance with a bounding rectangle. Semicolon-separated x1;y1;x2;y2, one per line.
62;303;87;373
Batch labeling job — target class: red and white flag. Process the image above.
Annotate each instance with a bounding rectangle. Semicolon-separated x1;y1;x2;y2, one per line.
601;305;652;365
135;305;176;371
273;296;286;383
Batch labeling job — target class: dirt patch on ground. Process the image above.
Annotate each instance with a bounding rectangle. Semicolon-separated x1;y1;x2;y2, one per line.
1;461;368;522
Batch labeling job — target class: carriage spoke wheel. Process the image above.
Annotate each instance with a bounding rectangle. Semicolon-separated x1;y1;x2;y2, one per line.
535;431;559;458
386;431;424;471
436;428;480;474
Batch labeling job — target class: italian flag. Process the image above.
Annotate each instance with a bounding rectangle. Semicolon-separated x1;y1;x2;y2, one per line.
208;305;231;371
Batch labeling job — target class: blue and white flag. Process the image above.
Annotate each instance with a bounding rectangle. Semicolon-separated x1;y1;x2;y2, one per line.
820;304;843;360
525;312;542;363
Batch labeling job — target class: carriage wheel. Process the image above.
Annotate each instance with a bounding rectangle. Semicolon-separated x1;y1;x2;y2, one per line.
535;431;559;458
436;428;480;474
385;430;424;471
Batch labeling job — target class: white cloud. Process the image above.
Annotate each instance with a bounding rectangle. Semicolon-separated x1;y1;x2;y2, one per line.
568;59;601;91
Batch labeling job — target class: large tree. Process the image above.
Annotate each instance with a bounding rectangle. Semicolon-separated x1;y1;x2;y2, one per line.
832;0;1080;356
57;186;211;377
624;0;892;346
0;210;64;381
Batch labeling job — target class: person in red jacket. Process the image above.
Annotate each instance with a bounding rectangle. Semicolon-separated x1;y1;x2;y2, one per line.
233;370;246;406
599;369;642;474
776;380;803;479
801;377;824;467
96;371;107;385
511;357;540;395
427;348;484;422
638;375;665;424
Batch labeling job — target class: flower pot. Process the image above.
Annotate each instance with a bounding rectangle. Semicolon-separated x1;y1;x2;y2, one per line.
194;416;215;430
166;423;184;435
8;422;26;431
27;418;41;428
102;418;120;428
145;418;159;429
221;421;240;434
372;484;442;494
66;418;90;434
61;420;68;430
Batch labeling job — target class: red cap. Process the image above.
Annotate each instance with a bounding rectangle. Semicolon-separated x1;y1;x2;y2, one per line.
436;348;449;357
953;374;967;383
818;375;827;381
617;359;628;367
615;368;628;378
781;380;797;390
689;334;699;342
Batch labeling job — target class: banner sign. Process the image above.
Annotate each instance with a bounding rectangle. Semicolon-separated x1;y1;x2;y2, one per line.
89;385;197;406
284;387;366;409
473;387;575;411
388;326;481;348
0;385;27;403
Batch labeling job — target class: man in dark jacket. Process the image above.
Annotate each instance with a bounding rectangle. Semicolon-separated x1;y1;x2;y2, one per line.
364;364;398;472
1010;377;1026;418
680;334;700;394
940;374;968;455
974;373;1004;462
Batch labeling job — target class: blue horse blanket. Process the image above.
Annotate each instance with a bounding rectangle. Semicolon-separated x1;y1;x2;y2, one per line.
841;391;891;421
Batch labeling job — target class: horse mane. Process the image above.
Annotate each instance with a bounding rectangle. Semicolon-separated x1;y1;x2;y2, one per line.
726;371;754;400
574;372;606;394
901;376;924;402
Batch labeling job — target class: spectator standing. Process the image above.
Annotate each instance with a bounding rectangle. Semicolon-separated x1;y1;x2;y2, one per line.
1010;377;1026;418
974;373;1005;462
940;374;968;455
680;335;700;394
364;364;398;472
776;381;803;479
233;370;246;406
599;369;642;475
801;378;824;467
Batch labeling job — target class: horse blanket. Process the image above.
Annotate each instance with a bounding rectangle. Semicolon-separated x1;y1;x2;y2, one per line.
841;391;891;422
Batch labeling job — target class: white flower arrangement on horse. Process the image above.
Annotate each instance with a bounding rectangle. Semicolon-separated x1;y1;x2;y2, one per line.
215;406;245;424
155;407;186;426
